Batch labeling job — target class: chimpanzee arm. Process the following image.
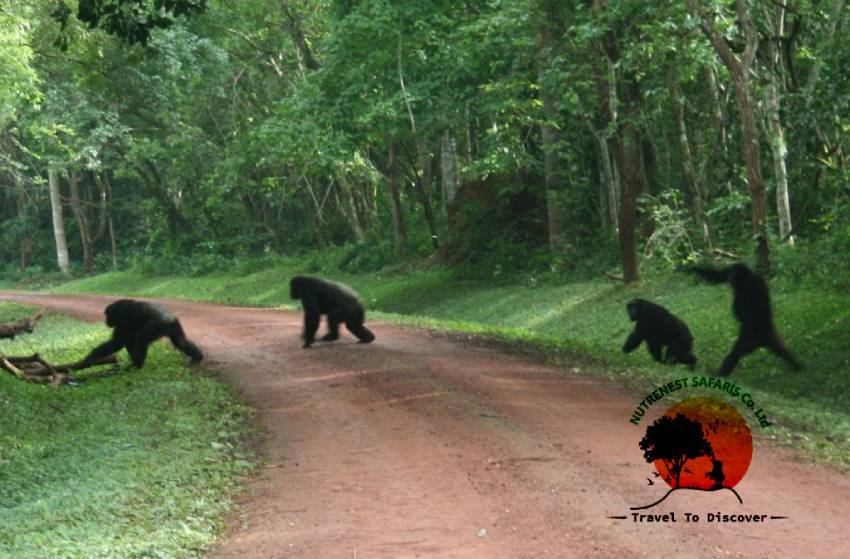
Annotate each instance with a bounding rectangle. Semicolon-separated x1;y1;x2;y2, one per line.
689;265;732;284
301;295;321;348
80;334;126;366
622;329;644;353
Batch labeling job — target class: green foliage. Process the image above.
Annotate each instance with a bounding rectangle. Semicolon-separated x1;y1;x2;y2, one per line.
2;0;850;301
0;4;38;126
53;0;208;46
0;303;253;557
642;191;697;267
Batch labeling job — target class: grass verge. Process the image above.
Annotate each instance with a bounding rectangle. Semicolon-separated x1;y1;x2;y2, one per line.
0;302;253;558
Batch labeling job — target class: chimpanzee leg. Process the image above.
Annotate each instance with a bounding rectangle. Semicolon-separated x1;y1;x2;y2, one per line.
129;320;165;368
166;321;204;363
321;311;342;341
343;304;375;343
302;309;320;348
668;336;697;369
646;340;664;363
717;334;759;377
766;332;801;371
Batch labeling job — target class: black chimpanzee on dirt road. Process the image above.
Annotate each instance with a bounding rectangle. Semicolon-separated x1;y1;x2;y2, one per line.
290;276;376;348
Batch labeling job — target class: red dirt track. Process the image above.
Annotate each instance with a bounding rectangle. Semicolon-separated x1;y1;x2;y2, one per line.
3;292;850;558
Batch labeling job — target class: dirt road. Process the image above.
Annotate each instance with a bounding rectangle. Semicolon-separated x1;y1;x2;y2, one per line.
3;292;849;558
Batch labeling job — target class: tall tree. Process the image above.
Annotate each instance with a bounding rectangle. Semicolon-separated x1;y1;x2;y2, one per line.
671;83;713;250
763;2;794;245
596;0;644;283
537;0;571;251
687;0;771;274
47;168;70;273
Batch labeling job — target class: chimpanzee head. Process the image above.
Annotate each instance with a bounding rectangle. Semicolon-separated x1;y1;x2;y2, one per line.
626;299;643;321
290;276;307;300
103;300;128;328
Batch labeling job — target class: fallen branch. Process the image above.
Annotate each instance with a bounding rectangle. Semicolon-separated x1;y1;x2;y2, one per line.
0;353;118;386
0;309;47;340
711;248;739;260
602;271;627;282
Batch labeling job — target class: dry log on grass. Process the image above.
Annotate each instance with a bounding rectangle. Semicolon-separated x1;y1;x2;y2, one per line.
602;271;627;282
0;353;118;387
0;309;46;340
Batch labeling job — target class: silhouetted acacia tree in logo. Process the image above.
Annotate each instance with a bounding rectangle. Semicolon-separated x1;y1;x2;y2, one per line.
632;411;743;510
639;413;713;488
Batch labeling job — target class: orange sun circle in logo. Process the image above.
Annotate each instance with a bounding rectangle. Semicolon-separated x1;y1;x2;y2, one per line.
654;397;753;490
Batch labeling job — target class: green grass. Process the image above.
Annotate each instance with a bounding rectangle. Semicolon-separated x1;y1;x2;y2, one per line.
0;303;253;558
36;260;850;469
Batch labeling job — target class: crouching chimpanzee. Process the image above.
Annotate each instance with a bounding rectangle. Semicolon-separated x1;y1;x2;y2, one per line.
290;276;376;348
689;263;801;376
623;299;697;369
80;299;203;368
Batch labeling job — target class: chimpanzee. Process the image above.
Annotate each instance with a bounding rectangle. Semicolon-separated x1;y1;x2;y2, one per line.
623;298;697;369
80;299;203;368
290;276;376;348
689;263;801;376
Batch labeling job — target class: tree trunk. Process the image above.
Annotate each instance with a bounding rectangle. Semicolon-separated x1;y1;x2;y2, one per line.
612;121;641;284
92;173;110;245
416;138;439;249
440;133;459;236
766;68;793;245
108;215;118;269
689;0;771;274
765;5;794;245
596;3;641;283
394;27;439;251
734;75;771;273
15;183;32;269
672;84;713;250
47;168;70;273
139;160;193;237
538;0;570;251
597;130;618;230
703;66;732;197
589;32;620;233
541;99;569;250
386;142;407;256
335;170;366;243
281;4;320;71
68;171;94;273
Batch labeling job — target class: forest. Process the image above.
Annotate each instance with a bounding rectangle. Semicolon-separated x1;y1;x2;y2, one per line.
1;0;848;282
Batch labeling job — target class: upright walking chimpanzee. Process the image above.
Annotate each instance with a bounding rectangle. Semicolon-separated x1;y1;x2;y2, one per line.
80;299;203;368
689;263;800;376
289;276;376;348
623;299;697;369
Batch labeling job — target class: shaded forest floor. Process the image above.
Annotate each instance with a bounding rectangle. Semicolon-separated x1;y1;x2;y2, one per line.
9;259;850;469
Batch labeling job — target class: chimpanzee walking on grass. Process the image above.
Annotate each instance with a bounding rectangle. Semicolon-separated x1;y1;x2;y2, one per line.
689;263;800;376
81;299;203;368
